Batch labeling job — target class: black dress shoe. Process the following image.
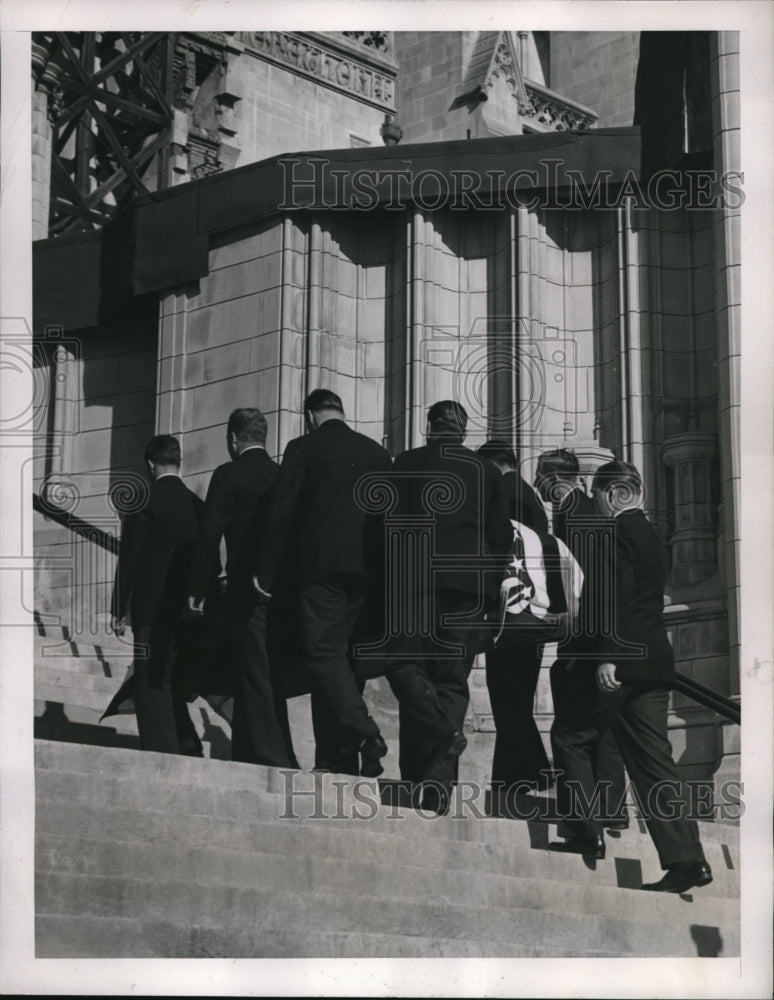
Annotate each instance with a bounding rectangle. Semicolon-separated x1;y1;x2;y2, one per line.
419;781;453;816
642;860;713;893
548;834;606;860
422;730;468;783
603;816;630;831
359;733;388;778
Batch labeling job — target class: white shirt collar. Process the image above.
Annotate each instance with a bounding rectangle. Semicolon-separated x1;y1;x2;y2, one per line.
155;471;180;481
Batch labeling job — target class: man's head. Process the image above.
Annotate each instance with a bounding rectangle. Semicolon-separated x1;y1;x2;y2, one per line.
144;434;181;479
477;439;517;475
304;389;345;431
426;400;468;444
534;448;580;504
227;408;268;458
591;460;643;517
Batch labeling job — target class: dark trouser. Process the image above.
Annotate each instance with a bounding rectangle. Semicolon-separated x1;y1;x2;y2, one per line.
230;592;298;768
300;574;380;761
485;641;550;789
311;689;362;774
133;622;201;755
550;657;627;817
387;589;480;783
552;671;706;869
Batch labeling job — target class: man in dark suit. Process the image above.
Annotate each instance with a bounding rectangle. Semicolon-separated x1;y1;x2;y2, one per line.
254;389;392;777
550;460;712;893
110;434;203;755
188;408;297;769
476;439;553;798
535;448;627;826
387;404;513;809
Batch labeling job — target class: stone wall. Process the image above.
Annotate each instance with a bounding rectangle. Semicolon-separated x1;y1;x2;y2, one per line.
33;310;158;629
393;33;469;144
229;38;391;163
710;33;741;679
550;32;640;127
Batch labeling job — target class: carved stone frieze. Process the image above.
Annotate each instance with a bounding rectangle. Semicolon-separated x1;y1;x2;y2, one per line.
521;81;598;131
236;31;396;112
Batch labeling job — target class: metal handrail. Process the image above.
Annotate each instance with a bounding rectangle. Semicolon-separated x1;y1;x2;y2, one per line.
672;672;740;725
33;492;118;554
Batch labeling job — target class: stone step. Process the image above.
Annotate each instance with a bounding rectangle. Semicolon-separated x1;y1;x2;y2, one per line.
37;626;134;648
36;664;133;693
34;690;232;737
35;913;625;959
36;829;739;929
33;725;229;759
33;741;742;850
35;871;738;958
35;782;740;898
35;701;140;736
34;722;142;752
35;655;129;679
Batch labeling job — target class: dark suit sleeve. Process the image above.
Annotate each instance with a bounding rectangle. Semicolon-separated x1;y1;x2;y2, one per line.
111;505;149;619
391;450;409;515
188;464;236;600
598;522;638;663
256;437;306;591
520;481;548;534
487;468;516;556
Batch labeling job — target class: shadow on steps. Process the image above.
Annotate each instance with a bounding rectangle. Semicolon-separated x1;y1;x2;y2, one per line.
35;701;141;751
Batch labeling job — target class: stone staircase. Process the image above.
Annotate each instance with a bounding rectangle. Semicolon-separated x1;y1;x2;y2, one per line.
33;622;740;960
35;741;739;958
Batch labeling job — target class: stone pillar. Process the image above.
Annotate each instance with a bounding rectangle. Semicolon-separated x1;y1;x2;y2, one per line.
710;32;741;679
615;201;645;473
406;210;428;449
662;432;719;589
48;339;76;482
31;40;61;240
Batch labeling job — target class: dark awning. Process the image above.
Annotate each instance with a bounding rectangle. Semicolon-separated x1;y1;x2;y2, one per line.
34;126;641;331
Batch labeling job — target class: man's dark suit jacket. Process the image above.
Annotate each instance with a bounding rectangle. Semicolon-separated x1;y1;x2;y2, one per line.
393;441;513;599
586;508;674;683
553;487;595;554
189;446;277;603
553;488;603;659
112;474;201;628
257;420;393;590
501;469;547;533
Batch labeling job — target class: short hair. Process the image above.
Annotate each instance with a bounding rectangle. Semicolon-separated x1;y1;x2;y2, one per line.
305;389;344;415
427;400;468;441
536;448;579;479
592;460;643;500
227;408;268;445
477;439;517;468
144;434;181;467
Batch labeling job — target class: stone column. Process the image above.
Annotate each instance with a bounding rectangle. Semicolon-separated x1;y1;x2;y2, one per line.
662;432;719;589
710;32;741;679
31;39;61;241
